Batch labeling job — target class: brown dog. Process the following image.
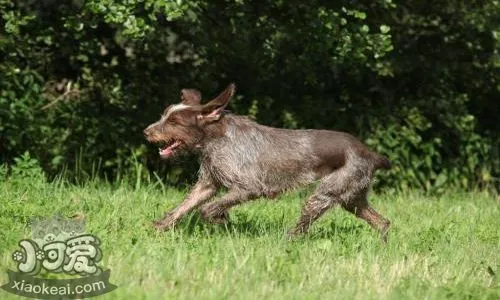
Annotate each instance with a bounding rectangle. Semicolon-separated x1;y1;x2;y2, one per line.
144;84;391;241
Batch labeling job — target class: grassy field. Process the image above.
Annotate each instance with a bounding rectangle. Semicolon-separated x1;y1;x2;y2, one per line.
0;180;499;299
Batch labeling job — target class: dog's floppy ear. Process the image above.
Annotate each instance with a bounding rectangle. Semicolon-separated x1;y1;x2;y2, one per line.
181;89;202;105
197;83;236;123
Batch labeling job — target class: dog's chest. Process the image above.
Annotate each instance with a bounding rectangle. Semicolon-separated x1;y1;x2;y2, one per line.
201;145;259;188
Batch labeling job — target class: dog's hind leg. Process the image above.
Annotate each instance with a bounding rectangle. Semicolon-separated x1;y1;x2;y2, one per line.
342;191;391;242
288;156;373;238
287;192;335;237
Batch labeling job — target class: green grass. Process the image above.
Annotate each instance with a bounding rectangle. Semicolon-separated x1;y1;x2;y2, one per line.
0;180;499;299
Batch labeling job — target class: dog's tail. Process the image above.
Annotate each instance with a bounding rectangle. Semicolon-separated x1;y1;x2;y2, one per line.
371;152;392;170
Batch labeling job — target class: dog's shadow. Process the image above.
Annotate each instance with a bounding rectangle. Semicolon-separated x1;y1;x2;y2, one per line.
178;212;366;240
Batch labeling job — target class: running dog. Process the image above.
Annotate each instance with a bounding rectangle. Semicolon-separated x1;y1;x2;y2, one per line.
144;84;391;241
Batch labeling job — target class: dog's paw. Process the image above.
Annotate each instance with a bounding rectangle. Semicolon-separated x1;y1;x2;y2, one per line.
380;222;390;244
208;211;229;224
286;226;307;241
200;203;227;223
286;229;297;241
152;215;176;231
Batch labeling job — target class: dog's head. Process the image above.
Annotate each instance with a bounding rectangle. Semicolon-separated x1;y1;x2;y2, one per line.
144;83;235;159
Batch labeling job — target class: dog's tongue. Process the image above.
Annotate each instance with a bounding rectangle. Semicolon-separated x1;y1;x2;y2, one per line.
159;147;174;157
159;141;181;158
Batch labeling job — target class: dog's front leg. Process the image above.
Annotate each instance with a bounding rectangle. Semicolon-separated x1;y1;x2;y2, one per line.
200;189;255;223
154;181;217;231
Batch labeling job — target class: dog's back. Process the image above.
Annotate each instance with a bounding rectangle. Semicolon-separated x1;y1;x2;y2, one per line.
201;114;389;195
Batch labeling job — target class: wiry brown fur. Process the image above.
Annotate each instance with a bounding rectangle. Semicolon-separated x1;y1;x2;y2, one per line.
144;84;391;241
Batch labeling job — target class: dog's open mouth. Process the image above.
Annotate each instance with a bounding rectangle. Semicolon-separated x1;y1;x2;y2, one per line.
158;140;183;158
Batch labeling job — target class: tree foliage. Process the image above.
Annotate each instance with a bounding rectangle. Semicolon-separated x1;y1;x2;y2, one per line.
1;0;498;192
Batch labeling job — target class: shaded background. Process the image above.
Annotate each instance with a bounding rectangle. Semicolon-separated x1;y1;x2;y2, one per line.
0;0;498;192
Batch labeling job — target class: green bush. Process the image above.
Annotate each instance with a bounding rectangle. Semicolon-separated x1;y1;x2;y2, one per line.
0;0;498;192
8;151;46;186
